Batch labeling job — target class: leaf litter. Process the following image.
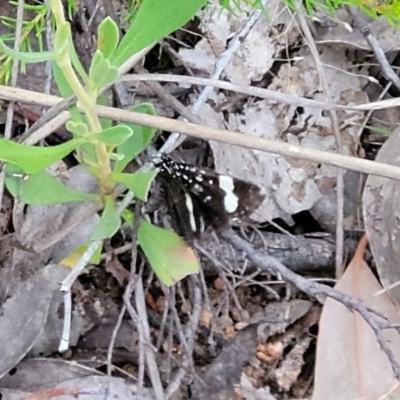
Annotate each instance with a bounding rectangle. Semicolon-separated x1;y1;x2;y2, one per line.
1;0;400;399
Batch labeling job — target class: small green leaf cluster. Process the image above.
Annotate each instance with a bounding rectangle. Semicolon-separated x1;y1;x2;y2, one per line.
0;0;79;84
0;0;207;286
0;1;48;84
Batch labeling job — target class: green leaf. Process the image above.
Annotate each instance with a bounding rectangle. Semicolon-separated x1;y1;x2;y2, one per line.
69;37;89;83
122;209;134;228
66;121;89;136
113;170;157;201
76;95;114;164
5;166;100;204
89;56;119;90
60;240;103;268
98;17;119;59
91;196;121;240
53;23;71;57
113;0;207;67
114;103;157;173
97;95;113;130
109;153;125;162
89;50;103;74
138;221;199;286
0;138;80;174
52;62;82;123
0;39;55;62
89;125;133;146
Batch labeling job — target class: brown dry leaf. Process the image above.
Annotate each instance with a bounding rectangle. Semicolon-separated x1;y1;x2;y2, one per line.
213;277;225;290
257;341;282;363
313;235;400;400
145;292;158;311
363;126;400;306
24;375;157;400
0;359;101;392
0;264;69;379
200;308;212;328
104;244;129;285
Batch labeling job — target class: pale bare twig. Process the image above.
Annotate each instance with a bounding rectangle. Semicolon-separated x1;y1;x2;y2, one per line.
5;81;400;181
120;74;400;111
133;64;202;125
295;8;345;277
2;84;400;181
160;0;269;154
165;276;202;399
347;7;400;91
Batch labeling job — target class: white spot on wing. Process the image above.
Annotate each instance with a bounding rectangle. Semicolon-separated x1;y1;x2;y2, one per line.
219;175;239;213
185;193;197;231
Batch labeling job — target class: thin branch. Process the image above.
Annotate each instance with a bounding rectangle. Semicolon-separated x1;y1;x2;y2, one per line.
2;85;400;181
347;7;400;91
221;229;400;378
120;74;400;112
295;8;345;276
160;0;268;154
165;276;202;399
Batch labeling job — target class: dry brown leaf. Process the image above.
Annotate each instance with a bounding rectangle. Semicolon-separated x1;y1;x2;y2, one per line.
363;126;400;306
313;236;400;400
25;375;156;400
200;308;212;328
0;359;101;392
0;264;69;379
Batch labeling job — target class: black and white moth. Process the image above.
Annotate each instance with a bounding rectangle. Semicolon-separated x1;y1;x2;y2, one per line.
155;155;265;243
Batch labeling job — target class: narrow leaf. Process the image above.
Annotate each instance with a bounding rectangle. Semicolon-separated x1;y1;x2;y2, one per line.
60;241;103;268
113;170;157;201
138;221;199;286
5;167;100;204
90;196;121;240
113;0;206;67
52;62;82;123
53;23;71;56
114;103;156;173
0;39;55;63
0;139;80;174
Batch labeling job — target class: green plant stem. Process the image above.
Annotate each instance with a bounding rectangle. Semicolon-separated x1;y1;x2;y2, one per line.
49;0;113;197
